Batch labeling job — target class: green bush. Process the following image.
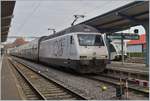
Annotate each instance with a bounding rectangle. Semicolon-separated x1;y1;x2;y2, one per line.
127;52;144;57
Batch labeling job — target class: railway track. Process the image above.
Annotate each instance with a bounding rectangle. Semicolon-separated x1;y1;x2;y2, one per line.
85;74;149;97
8;58;42;100
8;56;149;99
8;58;87;100
105;67;148;80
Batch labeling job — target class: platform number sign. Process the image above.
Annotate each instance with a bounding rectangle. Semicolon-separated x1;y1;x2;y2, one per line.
123;34;139;40
107;33;140;40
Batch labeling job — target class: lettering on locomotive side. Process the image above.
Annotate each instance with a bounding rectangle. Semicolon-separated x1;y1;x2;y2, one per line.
53;38;65;57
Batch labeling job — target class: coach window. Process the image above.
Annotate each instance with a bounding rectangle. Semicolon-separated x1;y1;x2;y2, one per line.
70;36;74;44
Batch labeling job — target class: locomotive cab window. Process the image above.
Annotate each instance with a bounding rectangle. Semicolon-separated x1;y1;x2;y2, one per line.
78;34;104;46
110;44;116;52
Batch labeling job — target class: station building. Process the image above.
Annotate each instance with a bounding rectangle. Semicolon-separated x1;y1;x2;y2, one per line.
127;34;146;53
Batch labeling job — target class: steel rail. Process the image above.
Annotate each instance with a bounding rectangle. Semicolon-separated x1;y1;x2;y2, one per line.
8;58;47;100
9;57;87;100
85;74;149;96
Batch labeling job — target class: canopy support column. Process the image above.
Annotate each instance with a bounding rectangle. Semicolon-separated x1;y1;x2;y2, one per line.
142;22;149;67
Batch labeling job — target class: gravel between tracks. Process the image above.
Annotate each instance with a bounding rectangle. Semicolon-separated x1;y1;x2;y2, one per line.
12;57;148;100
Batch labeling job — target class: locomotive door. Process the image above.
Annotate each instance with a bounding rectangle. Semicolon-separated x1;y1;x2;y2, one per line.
69;35;75;59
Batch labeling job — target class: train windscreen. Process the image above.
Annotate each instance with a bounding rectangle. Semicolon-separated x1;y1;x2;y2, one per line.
78;34;104;46
110;44;116;52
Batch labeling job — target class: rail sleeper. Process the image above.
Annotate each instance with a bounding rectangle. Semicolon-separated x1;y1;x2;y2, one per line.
11;59;84;100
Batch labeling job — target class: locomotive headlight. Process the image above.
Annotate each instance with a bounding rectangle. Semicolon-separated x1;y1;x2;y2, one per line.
100;55;108;59
80;56;87;59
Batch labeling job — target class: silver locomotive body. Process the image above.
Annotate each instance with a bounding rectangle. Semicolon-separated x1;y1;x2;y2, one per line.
9;24;108;73
39;32;108;73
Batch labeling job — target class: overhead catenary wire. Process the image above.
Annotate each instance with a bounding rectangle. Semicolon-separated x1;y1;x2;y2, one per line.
17;1;41;35
62;1;113;27
83;1;114;15
14;1;130;39
7;36;40;39
79;1;130;24
57;1;111;29
16;1;118;34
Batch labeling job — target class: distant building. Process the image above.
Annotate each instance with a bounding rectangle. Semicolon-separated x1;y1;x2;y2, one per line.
4;37;28;52
13;37;28;47
127;34;146;53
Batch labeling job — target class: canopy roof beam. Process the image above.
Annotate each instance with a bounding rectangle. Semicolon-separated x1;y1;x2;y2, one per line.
116;12;143;24
2;25;11;29
2;15;13;20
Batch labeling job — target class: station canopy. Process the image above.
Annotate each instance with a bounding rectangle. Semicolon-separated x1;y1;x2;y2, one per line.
81;1;149;33
1;1;15;42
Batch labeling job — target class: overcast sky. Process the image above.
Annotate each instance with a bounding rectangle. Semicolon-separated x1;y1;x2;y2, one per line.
7;0;145;43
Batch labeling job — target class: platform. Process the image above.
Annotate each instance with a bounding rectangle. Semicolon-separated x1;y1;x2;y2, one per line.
107;61;149;75
1;55;24;100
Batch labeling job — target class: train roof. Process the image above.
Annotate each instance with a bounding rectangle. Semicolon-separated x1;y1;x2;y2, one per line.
41;24;99;41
